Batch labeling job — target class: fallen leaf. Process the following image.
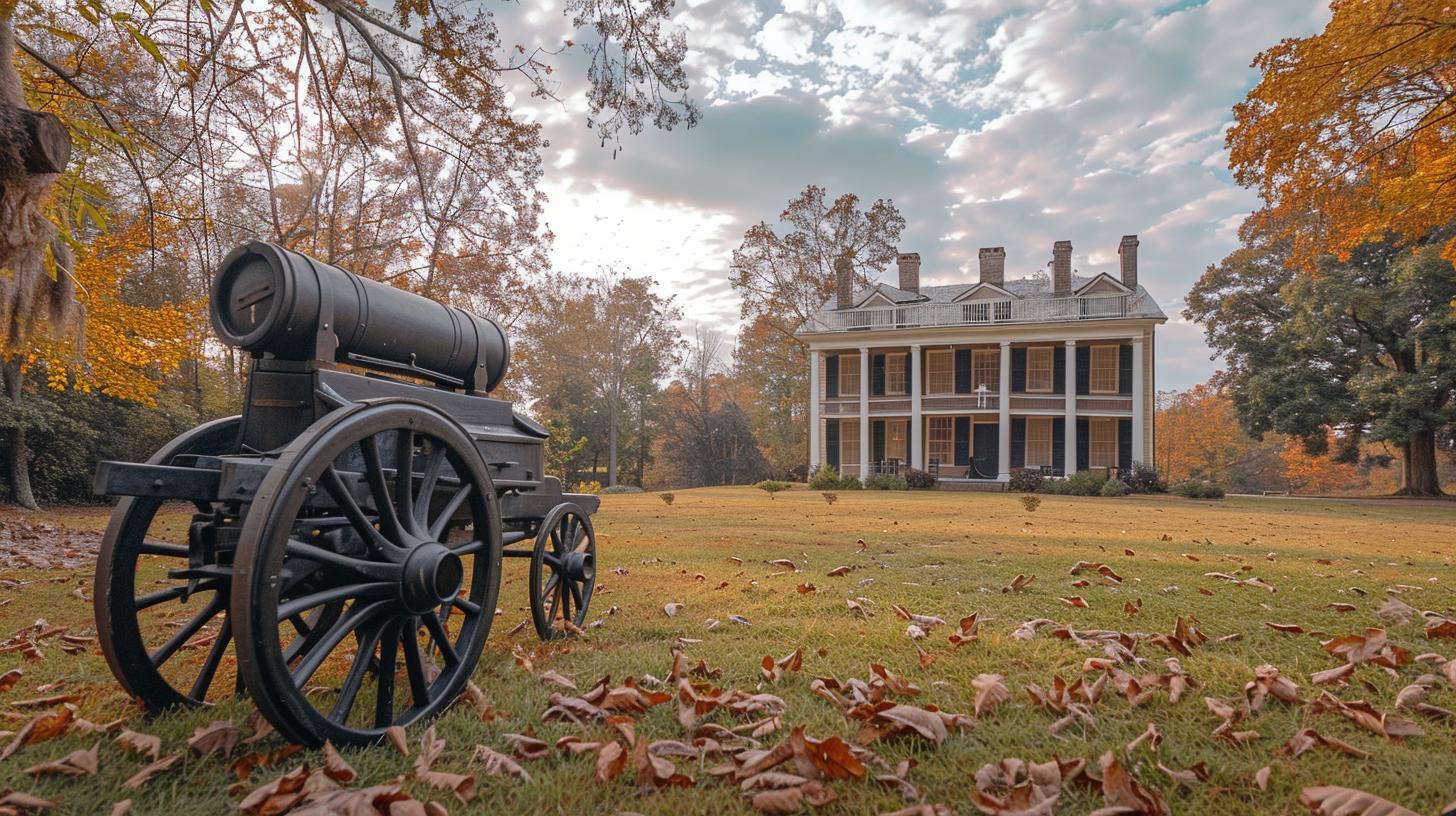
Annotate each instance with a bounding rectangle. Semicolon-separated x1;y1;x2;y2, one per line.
664;603;684;617
25;744;98;776
122;754;181;789
1299;786;1419;816
188;720;239;758
972;674;1011;718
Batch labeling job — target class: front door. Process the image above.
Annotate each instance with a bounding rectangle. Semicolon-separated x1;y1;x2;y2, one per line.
972;423;998;479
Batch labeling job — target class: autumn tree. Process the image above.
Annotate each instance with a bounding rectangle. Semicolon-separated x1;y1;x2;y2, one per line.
1227;0;1456;268
1186;215;1455;495
1154;383;1250;485
728;185;904;478
653;328;767;487
519;271;682;487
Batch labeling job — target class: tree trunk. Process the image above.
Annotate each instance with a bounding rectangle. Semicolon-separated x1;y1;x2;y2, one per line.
1397;431;1443;497
606;383;619;487
1;359;38;510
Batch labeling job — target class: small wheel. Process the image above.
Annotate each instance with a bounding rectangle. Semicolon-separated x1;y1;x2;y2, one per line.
95;415;242;711
232;401;502;747
530;503;596;640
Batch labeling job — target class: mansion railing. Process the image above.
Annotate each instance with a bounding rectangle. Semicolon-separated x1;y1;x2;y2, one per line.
802;293;1150;333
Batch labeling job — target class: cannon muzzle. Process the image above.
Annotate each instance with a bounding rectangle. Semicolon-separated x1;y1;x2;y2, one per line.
210;241;509;392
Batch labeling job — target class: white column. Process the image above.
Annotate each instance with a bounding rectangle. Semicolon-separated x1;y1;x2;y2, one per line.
909;345;922;470
808;349;820;475
1064;339;1077;476
1131;335;1145;468
859;347;870;479
997;340;1011;481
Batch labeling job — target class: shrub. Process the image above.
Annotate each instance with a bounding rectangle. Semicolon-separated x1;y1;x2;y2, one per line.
810;464;860;490
1043;471;1107;496
863;473;909;490
601;484;642;494
1175;480;1226;499
659;492;675;506
1099;479;1129;497
1119;462;1167;494
822;492;838;505
904;468;937;489
571;480;603;495
1019;494;1042;512
1008;468;1044;494
756;480;795;498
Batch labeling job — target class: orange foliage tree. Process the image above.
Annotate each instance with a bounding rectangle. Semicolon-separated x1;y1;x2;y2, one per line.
1228;1;1456;267
1154;383;1248;484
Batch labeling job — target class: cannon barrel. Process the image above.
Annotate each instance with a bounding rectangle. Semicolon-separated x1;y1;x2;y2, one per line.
210;241;509;392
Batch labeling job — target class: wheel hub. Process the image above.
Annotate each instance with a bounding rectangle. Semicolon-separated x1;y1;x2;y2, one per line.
400;543;464;613
561;550;594;583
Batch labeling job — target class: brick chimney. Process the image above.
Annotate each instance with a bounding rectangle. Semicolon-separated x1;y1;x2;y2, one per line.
896;252;920;294
977;247;1005;287
1118;234;1139;289
1052;240;1072;296
835;254;854;309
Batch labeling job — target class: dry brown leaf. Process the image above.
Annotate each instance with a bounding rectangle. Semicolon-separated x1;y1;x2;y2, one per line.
0;791;57;811
1299;786;1420;816
972;674;1011;718
1283;727;1369;759
1058;596;1088;609
664;603;684;617
469;745;531;783
121;753;181;789
24;744;98;777
321;741;356;783
386;725;409;757
595;741;627;782
417;770;477;802
0;668;21;693
1;706;74;761
1254;766;1270;791
187;720;239;758
1097;750;1169;816
1002;574;1035;593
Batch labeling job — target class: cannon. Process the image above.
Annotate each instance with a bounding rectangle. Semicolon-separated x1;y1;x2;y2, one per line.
92;241;598;747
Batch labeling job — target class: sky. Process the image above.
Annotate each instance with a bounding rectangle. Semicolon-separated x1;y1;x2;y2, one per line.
501;0;1333;391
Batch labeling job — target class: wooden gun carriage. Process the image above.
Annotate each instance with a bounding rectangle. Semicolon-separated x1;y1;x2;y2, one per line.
92;241;598;747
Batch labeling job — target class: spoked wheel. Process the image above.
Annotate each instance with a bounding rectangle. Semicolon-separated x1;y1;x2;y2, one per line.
232;401;502;747
95;415;243;711
529;503;596;640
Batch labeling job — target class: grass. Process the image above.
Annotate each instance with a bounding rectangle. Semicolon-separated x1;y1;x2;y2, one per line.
1;488;1454;814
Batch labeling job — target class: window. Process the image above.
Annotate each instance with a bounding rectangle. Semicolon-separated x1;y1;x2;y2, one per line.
1025;417;1053;468
885;353;908;395
928;417;953;466
887;421;908;462
972;349;999;392
1090;345;1119;394
838;353;860;396
926;350;953;394
1090;417;1118;468
840;419;860;466
1026;346;1053;393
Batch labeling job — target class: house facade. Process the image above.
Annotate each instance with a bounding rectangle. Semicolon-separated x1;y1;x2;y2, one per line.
798;236;1166;483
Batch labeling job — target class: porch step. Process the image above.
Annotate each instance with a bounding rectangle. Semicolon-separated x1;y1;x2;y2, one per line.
936;480;1005;492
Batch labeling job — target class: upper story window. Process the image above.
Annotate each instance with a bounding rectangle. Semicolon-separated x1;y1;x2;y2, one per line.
972;349;999;392
1026;346;1053;393
885;353;908;395
839;353;860;397
1090;345;1119;394
926;350;954;394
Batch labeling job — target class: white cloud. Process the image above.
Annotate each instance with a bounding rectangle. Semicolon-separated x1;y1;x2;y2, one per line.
755;14;817;64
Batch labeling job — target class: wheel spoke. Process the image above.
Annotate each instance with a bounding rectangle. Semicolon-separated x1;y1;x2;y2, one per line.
329;623;382;723
427;484;472;541
286;539;400;581
276;582;394;623
568;580;583;613
290;600;389;687
451;595;481;616
188;617;232;700
420;611;459;667
574;529;591;555
320;467;393;554
135;585;192;611
452;539;488;557
401;623;431;708
413;445;446;528
374;621;400;727
360;435;405;543
138;542;189;558
393;430;418;536
150;593;226;667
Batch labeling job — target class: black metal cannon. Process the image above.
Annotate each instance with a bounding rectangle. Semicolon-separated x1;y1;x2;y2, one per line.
91;241;599;747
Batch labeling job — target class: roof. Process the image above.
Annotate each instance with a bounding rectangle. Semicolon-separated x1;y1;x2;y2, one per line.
812;272;1168;326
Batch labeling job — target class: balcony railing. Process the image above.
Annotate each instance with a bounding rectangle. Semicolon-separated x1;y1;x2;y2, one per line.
802;293;1148;333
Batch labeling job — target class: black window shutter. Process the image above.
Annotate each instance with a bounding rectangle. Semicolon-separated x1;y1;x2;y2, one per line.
872;354;886;396
1053;346;1066;395
1119;344;1133;395
954;350;972;393
904;353;913;396
1118;418;1132;471
1052;417;1066;472
1010;347;1027;393
824;355;838;398
1076;417;1090;472
953;417;970;466
1010;418;1026;468
872;420;886;463
1076;346;1090;396
825;420;840;468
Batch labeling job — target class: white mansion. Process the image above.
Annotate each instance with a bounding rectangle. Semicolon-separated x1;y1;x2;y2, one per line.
797;237;1166;483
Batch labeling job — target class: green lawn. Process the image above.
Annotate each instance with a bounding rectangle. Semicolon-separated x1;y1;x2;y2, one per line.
1;488;1454;814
